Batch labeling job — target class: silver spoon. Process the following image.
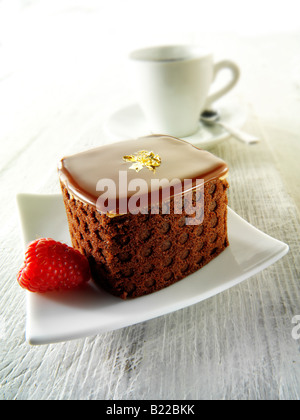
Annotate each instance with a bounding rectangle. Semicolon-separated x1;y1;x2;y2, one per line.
200;109;260;144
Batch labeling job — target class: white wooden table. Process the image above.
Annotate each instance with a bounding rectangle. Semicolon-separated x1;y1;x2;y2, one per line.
1;1;300;400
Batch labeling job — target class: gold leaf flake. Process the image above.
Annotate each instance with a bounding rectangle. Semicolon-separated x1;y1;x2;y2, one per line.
123;150;161;173
129;162;144;172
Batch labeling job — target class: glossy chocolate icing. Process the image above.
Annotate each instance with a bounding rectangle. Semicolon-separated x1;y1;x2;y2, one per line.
58;135;228;213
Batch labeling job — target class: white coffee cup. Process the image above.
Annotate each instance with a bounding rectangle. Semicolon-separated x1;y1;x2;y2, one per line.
129;45;240;138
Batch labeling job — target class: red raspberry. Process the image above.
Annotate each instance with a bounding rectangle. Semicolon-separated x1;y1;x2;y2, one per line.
17;238;91;293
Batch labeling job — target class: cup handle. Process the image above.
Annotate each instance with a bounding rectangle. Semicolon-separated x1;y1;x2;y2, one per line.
205;60;240;108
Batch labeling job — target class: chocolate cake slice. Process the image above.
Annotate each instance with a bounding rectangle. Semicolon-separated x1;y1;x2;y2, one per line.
58;135;229;299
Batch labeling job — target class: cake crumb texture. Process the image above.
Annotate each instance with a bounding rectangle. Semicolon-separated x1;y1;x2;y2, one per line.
60;178;229;299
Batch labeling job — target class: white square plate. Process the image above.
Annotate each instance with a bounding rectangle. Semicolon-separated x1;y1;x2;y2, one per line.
16;193;289;345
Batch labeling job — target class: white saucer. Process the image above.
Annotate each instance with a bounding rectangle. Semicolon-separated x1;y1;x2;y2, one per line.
16;193;288;345
104;97;247;149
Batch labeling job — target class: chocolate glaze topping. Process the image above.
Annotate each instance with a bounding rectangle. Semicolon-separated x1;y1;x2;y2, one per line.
58;135;228;213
